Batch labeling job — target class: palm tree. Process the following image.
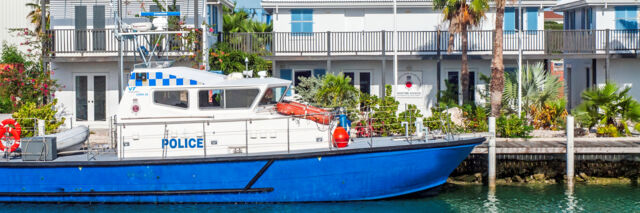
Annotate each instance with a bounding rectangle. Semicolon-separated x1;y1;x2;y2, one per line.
223;10;252;33
575;82;640;135
503;62;562;113
489;0;507;116
315;73;359;108
26;1;49;33
434;0;489;105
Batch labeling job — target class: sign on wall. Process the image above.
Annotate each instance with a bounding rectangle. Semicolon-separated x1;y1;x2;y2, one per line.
396;71;423;97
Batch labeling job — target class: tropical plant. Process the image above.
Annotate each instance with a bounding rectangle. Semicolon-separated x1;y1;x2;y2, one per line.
424;103;461;134
315;73;359;108
223;10;252;33
573;82;640;136
12;100;65;137
530;99;568;130
26;1;50;33
434;0;489;104
398;104;423;135
462;104;488;132
489;0;507;117
596;124;619;137
0;43;58;112
371;85;402;136
502;62;562;113
209;43;271;74
496;113;533;138
295;75;324;105
438;80;459;108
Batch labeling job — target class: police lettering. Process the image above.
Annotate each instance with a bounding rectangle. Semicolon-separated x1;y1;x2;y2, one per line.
162;138;204;149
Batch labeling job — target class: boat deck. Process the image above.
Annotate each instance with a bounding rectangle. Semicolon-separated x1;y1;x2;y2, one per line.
3;136;476;164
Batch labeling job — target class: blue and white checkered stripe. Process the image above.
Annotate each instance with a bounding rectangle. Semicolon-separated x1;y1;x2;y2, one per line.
129;72;201;87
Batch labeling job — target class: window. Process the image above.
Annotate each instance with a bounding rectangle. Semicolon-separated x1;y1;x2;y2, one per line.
294;70;312;87
344;72;355;86
259;86;287;106
359;72;371;94
226;89;260;108
291;9;313;35
207;4;218;33
615;6;638;30
526;8;538;31
199;89;223;109
154;90;189;108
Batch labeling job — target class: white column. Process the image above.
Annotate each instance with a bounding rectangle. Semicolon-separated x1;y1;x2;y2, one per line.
392;0;398;97
566;115;575;187
37;120;45;136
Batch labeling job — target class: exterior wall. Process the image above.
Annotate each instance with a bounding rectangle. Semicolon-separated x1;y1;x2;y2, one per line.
272;7;544;33
51;62;124;128
0;1;33;52
272;59;542;116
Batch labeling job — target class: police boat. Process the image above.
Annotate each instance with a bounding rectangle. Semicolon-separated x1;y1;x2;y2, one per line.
0;63;484;203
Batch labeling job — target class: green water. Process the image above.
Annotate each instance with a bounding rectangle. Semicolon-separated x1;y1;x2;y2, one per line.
2;184;639;212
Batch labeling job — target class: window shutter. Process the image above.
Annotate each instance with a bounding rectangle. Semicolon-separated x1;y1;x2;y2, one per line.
280;69;293;96
629;6;638;29
313;69;326;78
505;8;515;32
616;7;627;29
526;8;538;31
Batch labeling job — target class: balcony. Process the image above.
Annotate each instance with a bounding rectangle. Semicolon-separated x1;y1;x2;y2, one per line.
43;29;640;61
223;30;640;59
43;28;200;62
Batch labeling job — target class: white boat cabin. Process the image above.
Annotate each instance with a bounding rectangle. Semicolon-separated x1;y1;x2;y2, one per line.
116;64;332;159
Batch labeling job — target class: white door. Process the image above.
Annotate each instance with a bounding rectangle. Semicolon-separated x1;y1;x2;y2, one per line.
74;73;107;125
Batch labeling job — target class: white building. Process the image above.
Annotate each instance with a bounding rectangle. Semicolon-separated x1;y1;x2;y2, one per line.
0;1;35;52
553;0;640;108
47;0;233;128
253;0;556;115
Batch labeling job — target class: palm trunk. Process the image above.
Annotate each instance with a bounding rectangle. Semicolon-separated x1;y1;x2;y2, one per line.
490;0;506;117
461;26;469;105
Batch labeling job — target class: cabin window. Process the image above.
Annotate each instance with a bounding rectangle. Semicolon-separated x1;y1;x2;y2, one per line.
198;89;224;109
154;90;189;109
259;86;287;106
225;89;260;108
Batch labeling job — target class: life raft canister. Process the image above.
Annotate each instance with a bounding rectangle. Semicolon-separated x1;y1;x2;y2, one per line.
0;119;21;152
276;102;331;125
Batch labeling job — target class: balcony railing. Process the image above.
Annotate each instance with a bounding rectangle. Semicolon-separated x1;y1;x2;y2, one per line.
44;28;200;57
43;29;640;58
223;30;640;56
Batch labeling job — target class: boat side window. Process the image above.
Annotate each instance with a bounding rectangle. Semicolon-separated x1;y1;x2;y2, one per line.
259;86;287;106
198;89;224;109
225;89;259;108
153;90;189;109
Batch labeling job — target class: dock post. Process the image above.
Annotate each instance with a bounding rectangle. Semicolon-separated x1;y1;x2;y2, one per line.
566;115;575;186
488;117;496;188
37;119;45;136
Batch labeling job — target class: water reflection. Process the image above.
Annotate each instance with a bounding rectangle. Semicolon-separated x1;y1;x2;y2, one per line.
483;187;500;213
563;185;583;213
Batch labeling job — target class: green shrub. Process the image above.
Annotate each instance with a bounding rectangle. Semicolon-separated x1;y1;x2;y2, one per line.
12;100;65;137
597;124;619;137
371;85;402;136
294;75;323;105
1;43;26;64
398;104;423;135
573;82;640;136
496;113;533;138
462;104;488;132
315;73;359;108
423;103;462;134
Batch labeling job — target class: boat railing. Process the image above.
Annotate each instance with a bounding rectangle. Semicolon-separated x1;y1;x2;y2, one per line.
2;118;65;161
109;104;469;160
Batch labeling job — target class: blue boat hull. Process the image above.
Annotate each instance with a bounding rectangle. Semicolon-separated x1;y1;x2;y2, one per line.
0;138;483;203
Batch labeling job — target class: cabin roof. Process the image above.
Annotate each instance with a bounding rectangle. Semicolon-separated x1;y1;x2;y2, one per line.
130;66;290;87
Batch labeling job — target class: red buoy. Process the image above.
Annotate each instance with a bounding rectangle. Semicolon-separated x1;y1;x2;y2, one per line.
332;126;349;148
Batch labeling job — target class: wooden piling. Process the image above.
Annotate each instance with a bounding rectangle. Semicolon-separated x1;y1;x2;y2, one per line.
566;115;575;186
488;117;496;188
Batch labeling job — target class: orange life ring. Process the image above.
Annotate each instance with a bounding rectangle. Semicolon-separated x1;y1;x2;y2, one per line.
0;119;21;152
276;102;331;125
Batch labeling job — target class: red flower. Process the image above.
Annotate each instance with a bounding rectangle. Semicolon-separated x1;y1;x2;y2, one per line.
208;27;214;33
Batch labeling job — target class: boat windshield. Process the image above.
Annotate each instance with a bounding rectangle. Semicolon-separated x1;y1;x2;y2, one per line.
259;86;288;105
